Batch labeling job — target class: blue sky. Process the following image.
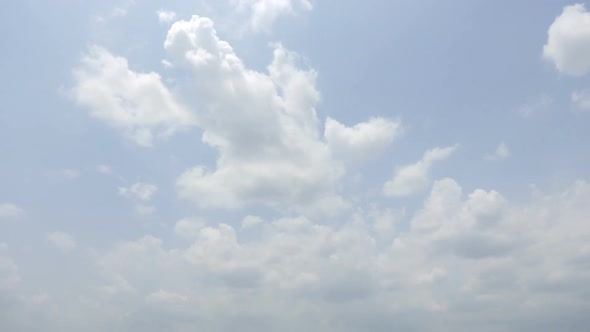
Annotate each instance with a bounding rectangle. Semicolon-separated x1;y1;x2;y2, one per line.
1;1;590;331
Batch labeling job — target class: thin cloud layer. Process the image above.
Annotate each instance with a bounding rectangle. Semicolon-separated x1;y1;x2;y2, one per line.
233;0;313;32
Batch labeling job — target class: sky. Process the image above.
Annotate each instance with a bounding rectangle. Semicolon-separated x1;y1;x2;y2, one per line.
1;0;590;331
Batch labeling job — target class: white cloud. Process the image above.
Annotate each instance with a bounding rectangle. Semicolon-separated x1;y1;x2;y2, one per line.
76;178;590;331
572;89;590;111
0;203;25;219
241;215;264;228
71;46;195;146
234;0;313;32
464;188;507;225
19;5;590;331
96;164;112;174
0;175;582;331
166;16;352;210
543;4;590;76
70;15;390;213
325;117;402;164
46;231;77;253
383;145;457;197
157;10;177;24
119;183;158;201
485;142;510;160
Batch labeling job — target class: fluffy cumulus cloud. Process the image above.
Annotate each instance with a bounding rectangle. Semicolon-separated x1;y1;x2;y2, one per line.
8;177;588;331
71;46;195;146
32;5;589;331
383;145;457;197
543;4;590;76
163;16;387;210
71;15;394;211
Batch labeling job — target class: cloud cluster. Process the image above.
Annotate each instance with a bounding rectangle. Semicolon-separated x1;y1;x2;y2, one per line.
4;177;588;331
103;178;590;330
72;15;400;211
34;4;590;331
166;16;343;208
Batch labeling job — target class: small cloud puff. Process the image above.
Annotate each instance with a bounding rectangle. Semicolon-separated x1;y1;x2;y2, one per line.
119;183;158;201
543;4;590;76
383;145;458;197
485;143;510;161
157;10;177;24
